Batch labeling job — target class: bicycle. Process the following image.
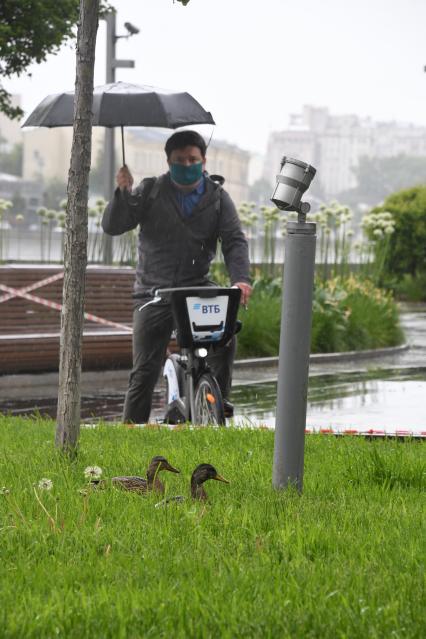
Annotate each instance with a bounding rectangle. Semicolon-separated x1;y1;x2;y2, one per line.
151;286;241;426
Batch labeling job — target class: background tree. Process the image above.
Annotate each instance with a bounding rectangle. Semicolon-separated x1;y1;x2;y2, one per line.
55;0;100;453
0;0;111;119
372;185;426;280
89;146;118;196
248;177;273;206
0;142;23;175
42;177;68;210
338;154;426;208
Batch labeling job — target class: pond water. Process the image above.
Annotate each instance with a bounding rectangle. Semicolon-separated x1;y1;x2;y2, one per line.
2;367;425;437
231;367;426;435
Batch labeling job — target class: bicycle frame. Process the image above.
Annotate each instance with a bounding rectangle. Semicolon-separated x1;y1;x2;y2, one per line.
163;347;211;423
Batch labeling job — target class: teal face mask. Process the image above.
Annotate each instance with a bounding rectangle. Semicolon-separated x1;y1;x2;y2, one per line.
170;162;203;185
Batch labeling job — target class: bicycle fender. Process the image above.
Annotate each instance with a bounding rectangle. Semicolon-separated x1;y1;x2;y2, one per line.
163;358;181;403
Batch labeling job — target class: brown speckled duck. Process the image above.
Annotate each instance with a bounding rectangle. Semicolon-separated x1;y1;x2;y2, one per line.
112;456;180;494
155;463;229;507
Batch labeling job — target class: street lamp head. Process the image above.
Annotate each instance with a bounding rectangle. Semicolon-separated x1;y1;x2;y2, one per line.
124;22;140;36
271;156;316;218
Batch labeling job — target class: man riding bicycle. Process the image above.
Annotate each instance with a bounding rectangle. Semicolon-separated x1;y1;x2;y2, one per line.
102;130;252;423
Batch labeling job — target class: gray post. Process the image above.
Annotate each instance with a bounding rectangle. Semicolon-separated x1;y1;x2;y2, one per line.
272;219;316;492
103;11;116;264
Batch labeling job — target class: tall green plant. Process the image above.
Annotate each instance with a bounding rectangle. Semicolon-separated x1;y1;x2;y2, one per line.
360;210;395;285
238;202;258;264
309;202;355;281
87;198;107;263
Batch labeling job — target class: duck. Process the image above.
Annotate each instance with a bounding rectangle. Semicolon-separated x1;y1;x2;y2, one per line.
155;463;229;507
112;456;180;494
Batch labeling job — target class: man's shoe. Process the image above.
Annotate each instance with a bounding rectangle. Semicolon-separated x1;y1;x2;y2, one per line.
223;399;234;418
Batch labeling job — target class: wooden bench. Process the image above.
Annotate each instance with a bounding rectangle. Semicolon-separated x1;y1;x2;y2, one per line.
0;265;136;374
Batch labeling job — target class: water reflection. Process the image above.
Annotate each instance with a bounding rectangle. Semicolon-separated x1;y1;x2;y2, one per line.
1;368;425;435
231;368;426;433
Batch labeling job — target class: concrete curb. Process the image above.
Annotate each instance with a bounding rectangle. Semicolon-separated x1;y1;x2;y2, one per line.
233;343;409;369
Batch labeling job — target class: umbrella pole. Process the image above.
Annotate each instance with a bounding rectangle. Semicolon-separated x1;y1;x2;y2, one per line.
121;125;126;166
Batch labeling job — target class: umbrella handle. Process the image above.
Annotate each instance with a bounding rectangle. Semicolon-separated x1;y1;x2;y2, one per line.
121;125;126;166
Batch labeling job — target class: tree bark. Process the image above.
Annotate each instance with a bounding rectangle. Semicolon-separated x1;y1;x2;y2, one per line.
56;0;100;452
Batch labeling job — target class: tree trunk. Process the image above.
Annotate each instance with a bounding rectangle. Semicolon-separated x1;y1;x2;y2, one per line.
56;0;100;452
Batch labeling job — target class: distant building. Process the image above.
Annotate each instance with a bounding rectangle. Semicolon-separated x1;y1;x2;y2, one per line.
264;106;426;200
0;172;43;218
23;127;105;183
23;127;251;205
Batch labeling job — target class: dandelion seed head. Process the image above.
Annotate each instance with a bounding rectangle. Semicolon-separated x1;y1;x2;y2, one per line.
84;466;103;479
38;478;53;491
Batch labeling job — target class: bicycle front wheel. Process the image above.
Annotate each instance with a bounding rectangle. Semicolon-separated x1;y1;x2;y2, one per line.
193;373;225;426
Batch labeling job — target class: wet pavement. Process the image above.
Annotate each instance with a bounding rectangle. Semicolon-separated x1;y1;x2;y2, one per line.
1;307;425;433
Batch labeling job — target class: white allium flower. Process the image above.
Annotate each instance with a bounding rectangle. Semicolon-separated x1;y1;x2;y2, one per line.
84;466;103;479
384;225;395;235
38;478;53;491
373;229;384;239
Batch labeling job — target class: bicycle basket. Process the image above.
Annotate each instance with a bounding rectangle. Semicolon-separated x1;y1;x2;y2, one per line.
163;287;241;348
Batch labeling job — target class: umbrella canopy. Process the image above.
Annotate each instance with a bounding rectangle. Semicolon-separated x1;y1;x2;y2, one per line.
22;81;215;163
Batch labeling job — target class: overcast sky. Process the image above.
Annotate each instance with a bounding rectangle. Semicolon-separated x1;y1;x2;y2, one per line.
5;0;426;154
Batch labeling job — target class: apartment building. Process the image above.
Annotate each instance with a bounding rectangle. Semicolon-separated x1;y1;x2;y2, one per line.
264;106;426;199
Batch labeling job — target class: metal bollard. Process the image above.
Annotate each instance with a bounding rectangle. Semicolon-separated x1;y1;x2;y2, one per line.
272;220;316;492
270;156;317;493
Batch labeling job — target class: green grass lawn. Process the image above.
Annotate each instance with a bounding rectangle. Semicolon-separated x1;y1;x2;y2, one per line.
0;416;424;638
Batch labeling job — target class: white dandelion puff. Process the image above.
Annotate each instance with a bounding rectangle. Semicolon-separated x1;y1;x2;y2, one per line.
38;478;53;491
84;466;103;479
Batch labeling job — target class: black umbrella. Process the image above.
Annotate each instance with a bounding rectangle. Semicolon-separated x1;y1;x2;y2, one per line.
22;81;215;164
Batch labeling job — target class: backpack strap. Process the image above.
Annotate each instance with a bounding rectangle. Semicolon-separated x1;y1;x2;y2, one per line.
213;183;223;239
145;176;161;203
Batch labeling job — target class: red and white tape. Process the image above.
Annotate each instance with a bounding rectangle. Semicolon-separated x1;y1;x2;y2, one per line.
0;270;65;305
0;282;132;333
304;428;426;439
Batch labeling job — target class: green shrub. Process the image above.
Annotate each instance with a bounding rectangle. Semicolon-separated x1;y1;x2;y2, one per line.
238;276;404;357
343;277;404;350
372;185;426;281
393;272;426;302
237;276;282;357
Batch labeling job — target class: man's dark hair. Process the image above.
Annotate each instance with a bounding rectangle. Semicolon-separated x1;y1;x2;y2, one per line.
165;130;207;159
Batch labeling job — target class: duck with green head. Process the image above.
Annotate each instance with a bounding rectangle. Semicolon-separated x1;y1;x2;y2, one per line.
155;463;229;506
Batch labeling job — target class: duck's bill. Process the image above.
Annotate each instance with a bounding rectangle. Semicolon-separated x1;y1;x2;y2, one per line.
165;464;180;474
214;474;230;484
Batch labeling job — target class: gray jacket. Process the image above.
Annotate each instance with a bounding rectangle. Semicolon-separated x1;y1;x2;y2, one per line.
102;173;250;296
